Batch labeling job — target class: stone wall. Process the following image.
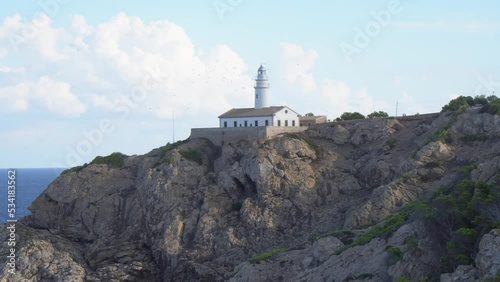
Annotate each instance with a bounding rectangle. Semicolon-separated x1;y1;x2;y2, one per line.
190;126;307;146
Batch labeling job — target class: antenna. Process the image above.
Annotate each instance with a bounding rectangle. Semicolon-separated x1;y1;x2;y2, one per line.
172;108;175;143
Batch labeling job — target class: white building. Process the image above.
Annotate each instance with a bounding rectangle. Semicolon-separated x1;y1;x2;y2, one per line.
219;65;300;128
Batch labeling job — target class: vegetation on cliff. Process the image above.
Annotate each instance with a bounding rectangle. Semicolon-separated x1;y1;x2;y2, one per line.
61;152;128;174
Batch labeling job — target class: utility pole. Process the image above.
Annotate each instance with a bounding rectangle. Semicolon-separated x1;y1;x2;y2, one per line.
395;101;398;117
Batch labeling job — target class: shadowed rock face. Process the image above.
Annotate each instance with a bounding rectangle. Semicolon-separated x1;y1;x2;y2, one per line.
1;110;499;281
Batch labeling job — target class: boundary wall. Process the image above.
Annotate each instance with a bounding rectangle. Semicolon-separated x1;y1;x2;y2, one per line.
190;126;307;146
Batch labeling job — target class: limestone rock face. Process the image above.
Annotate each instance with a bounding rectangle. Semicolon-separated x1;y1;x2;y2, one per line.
1;111;499;281
454;112;500;136
440;265;478;282
475;229;500;276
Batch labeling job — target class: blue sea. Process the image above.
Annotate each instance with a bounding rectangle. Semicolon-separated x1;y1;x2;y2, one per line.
0;168;64;223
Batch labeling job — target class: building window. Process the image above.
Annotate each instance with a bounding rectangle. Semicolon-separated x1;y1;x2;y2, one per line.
265;120;269;126
292;120;295;126
234;121;237;127
224;121;227;127
255;120;258;126
277;120;281;126
285;110;288;114
244;121;248;127
285;120;288;126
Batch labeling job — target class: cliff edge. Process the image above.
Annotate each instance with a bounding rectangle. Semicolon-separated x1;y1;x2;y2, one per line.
1;110;500;281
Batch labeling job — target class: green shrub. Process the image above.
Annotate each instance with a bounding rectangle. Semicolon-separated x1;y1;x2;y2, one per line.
441;96;471;113
405;236;418;250
336;112;366;121
387;246;403;261
386;137;397;148
179;149;203;165
163;156;172;164
368;111;389;118
285;133;301;140
249;247;288;264
336;211;409;254
432;128;449;143
485;274;500;282
90;152;128;167
302;136;319;154
482;98;500;115
232;202;243;211
460;163;478;175
311;228;354;243
61;164;88;175
401;172;417;182
61;152;128;174
159;139;188;159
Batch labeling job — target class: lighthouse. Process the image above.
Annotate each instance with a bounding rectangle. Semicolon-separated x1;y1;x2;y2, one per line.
218;63;301;129
254;64;270;109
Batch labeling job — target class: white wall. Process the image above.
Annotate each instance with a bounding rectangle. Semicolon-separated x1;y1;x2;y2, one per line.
272;107;300;127
220;116;274;128
255;86;269;109
219;106;301;128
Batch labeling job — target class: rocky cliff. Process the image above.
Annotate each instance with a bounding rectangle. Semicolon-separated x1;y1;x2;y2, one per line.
1;109;500;281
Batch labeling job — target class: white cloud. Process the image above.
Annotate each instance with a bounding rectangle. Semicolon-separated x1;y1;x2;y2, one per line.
0;13;68;61
321;78;390;118
0;14;23;38
0;12;254;120
0;66;25;73
0;82;31;112
280;42;318;94
33;76;86;117
391;21;500;32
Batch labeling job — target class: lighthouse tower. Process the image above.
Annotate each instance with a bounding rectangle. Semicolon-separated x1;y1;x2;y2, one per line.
254;64;270;109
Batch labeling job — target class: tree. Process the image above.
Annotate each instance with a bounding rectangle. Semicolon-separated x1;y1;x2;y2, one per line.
472;95;488;105
441;96;472;113
486;95;498;103
481;98;500;115
305;112;314;117
335;112;365;121
367;111;389;118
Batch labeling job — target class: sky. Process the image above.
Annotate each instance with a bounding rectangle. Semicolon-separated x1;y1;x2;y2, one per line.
1;0;499;168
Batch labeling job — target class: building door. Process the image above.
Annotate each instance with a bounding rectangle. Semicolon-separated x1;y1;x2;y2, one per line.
234;121;237;127
224;121;227;127
292;120;295;126
255;120;258;126
244;121;248;127
285;120;288;126
277;120;281;126
265;120;269;126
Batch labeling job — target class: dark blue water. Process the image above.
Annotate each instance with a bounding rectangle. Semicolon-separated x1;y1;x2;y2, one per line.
0;168;64;223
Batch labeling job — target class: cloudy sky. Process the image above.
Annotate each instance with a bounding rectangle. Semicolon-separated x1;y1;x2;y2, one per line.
1;0;499;168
